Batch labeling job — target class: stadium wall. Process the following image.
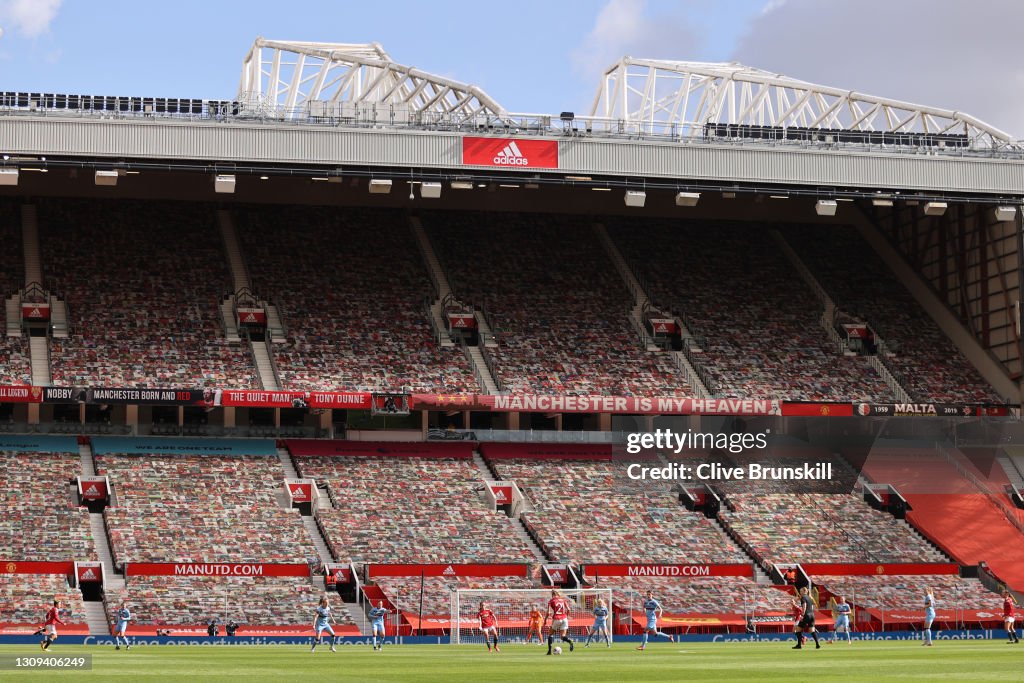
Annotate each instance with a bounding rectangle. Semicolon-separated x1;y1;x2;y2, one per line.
2;117;1023;195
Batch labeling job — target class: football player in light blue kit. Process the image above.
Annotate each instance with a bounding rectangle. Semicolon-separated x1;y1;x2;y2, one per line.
311;596;337;653
369;600;390;651
636;590;674;651
830;596;852;643
114;601;131;651
585;598;611;647
922;588;936;646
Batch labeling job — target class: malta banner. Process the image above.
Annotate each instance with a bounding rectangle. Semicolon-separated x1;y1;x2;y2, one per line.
0;561;74;574
462;136;558;169
125;563;309;577
0;385;41;403
78;477;109;501
75;562;103;583
854;403;976;417
21;304;50;321
581;564;754;578
365;563;530;579
448;313;477;329
801;563;959;577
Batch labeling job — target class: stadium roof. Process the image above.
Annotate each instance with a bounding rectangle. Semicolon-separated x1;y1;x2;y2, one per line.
236;39;1016;149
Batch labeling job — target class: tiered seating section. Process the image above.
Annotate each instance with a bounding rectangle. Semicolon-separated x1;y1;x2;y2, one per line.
717;452;946;565
0;575;87;628
425;213;688;396
1;451;96;561
41;199;258;388
782;225;1000;402
95;453;315;564
237;206;476;393
483;450;747;564
584;576;792;616
293;450;534;564
107;576;354;632
609;219;892;401
374;576;538;617
0;201;31;386
816;574;997;614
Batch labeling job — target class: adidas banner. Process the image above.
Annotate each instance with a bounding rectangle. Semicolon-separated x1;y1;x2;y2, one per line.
76;562;103;583
21;304;50;321
462;137;559;169
365;563;530;579
78;477;108;501
490;485;513;505
447;313;477;329
237;308;266;325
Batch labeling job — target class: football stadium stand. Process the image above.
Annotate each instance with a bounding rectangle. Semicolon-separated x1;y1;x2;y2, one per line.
0;201;31;386
1;450;97;561
94;452;315;564
781;225;1001;403
424;213;689;397
0;575;87;634
40;199;259;388
607;219;894;401
236;206;477;393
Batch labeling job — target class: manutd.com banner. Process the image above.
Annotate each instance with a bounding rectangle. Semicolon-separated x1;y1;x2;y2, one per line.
125;563;309;577
462;137;558;168
580;564;754;578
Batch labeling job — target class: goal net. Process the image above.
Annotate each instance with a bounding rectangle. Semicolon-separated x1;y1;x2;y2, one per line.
450;588;613;645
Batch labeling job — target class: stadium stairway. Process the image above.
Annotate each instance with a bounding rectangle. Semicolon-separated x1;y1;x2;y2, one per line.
771;229;910;402
219;295;241;343
217;209;250;294
5;294;21;336
277;446;300;479
593;222;709;398
302;515;335;566
470;450;548;561
408;216;454;348
251;340;280;391
29;335;51;385
88;513;126;592
83;601;109;636
21;204;42;286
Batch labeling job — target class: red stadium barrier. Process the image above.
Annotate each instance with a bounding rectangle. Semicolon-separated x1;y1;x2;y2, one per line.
581;563;754;578
124;563;309;577
365;564;530;579
480;443;612;461
286;440;475;459
0;622;90;635
0;561;74;575
801;563;959;577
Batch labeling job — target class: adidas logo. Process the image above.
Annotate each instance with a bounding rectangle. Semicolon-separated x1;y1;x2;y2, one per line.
453;318;467;328
28;307;42;318
80;568;97;580
442;565;456;576
493;141;528;166
243;313;256;323
493;489;507;501
83;484;100;497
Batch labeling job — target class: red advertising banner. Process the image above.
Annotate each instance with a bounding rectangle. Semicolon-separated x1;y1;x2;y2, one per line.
125;563;309;577
76;562;103;583
490;485;513;505
78;477;108;501
366;563;530;579
288;482;312;503
219;390;371;409
581;564;754;578
448;313;477;329
462;137;558;169
0;561;74;574
803;563;959;577
237;308;267;325
0;622;90;635
21;304;50;321
0;385;41;402
842;324;870;339
868;609;1002;624
650;319;679;335
331;567;352;583
629;612;834;628
287;440;474;459
545;565;569;585
402;612;592;630
782;402;854;417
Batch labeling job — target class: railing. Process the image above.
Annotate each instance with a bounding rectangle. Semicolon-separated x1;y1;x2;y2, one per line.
476;340;506;394
423;296;445;345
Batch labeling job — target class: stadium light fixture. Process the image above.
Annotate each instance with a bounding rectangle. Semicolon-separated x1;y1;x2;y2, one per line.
368;179;392;194
94;170;118;186
872;197;894;207
592;187;612;192
259;176;269;181
421;182;442;198
624;190;646;208
450;181;474;190
214;174;236;194
0;168;18;186
675;192;700;207
993;206;1017;222
721;192;736;199
923;201;947;216
815;199;838;216
524;183;540;189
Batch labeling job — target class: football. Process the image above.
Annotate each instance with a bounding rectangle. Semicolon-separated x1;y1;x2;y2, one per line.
553;646;562;655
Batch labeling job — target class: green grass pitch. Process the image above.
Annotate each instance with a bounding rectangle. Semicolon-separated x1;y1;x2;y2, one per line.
1;641;1020;682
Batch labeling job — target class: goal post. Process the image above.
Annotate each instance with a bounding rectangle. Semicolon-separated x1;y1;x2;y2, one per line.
450;588;613;645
